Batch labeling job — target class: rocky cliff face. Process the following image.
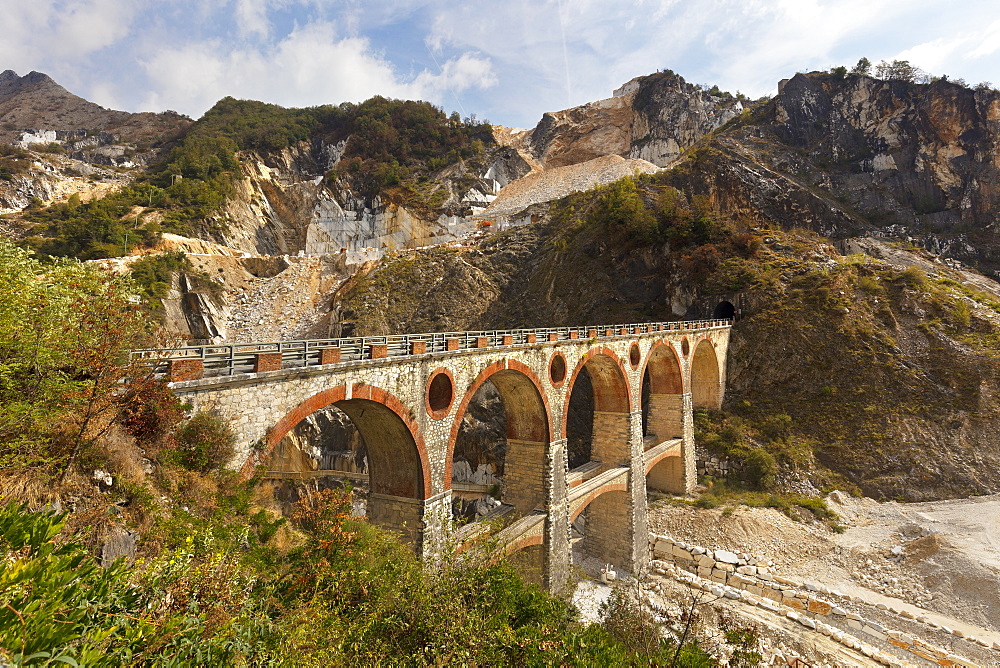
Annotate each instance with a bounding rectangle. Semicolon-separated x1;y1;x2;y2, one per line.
501;71;742;170
771;73;1000;233
217;139;512;256
658;72;1000;271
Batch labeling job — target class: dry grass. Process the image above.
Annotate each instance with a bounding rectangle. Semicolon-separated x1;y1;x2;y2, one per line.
0;469;59;509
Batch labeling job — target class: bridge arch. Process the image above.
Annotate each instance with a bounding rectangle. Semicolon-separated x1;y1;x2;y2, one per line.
563;347;633;470
569;480;629;522
691;339;723;410
641;340;687;492
447;360;553;517
562;348;637;574
247;384;432;546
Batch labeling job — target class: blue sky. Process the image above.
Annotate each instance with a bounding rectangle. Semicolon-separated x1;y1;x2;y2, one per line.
1;0;998;129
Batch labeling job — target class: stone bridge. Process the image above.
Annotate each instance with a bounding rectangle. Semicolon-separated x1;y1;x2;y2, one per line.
146;320;731;588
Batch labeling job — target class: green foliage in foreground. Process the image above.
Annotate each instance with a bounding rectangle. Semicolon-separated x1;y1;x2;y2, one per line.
0;240;157;474
0;492;718;666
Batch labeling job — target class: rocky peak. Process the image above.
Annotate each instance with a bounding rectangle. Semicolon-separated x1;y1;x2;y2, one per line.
0;70;63;101
767;71;1000;234
517;70;742;170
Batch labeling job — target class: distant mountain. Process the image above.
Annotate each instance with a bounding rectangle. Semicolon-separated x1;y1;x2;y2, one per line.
0;69;189;143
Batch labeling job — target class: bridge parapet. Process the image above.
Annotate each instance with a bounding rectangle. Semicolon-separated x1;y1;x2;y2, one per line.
133;319;731;382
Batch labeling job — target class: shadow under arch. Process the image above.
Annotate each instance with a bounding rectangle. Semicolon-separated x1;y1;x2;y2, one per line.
691;339;722;410
641;340;687;493
563;347;633;470
447;360;553;517
245;384;432;547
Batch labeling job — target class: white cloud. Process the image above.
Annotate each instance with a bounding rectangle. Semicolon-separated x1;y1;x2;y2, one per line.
3;0;998;128
968;20;1000;59
891;18;1000;83
234;0;274;40
0;0;137;68
139;20;496;116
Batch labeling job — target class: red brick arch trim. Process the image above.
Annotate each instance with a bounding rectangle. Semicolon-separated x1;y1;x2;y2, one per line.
644;447;682;475
445;359;554;488
569;482;628;521
642;339;685;395
501;533;544;557
425;367;455;419
561;347;633;436
240;383;432;498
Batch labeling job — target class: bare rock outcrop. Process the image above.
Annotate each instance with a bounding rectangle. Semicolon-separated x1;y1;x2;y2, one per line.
508;71;742;170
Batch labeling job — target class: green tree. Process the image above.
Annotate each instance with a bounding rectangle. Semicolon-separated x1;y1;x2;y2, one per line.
0;240;158;476
851;57;872;76
874;59;927;83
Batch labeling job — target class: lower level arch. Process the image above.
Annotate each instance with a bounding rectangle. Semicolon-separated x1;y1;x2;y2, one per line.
245;384;432;500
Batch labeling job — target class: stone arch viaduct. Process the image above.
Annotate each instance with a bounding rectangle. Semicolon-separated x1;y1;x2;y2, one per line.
148;320;731;589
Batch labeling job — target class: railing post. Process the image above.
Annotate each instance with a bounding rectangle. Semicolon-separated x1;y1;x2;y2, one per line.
253;352;282;373
168;358;204;382
319;347;341;364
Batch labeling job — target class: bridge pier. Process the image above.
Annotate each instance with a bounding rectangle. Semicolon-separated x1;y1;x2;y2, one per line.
368;490;452;558
543;438;571;591
627;411;650;577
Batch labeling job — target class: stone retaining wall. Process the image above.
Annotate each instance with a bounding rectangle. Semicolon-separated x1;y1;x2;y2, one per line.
649;533;997;667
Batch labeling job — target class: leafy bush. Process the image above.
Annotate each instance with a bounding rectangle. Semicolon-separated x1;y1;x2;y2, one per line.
898;265;930;290
950;300;972;329
874;59;928;83
121;380;185;443
171;413;236;473
856;275;882;294
744;449;778;490
586;177;658;242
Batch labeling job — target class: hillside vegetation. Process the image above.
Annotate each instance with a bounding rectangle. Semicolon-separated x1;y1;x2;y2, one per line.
12;96;493;260
337;170;1000;501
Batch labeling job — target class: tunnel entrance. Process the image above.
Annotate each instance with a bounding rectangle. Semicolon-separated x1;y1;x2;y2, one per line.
713;301;736;320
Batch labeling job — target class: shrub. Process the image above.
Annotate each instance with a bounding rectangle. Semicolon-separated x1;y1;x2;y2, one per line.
696;495;721;509
171;413;236;472
588;177;658;243
951;300;972;329
599;583;671;659
744;449;778;491
121;380;185;443
857;275;881;294
898;265;930;290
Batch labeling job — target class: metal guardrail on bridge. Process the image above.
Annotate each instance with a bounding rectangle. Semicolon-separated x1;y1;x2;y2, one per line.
132;319;731;380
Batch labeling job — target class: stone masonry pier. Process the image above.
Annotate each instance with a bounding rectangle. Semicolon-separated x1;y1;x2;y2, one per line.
143;320;731;589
